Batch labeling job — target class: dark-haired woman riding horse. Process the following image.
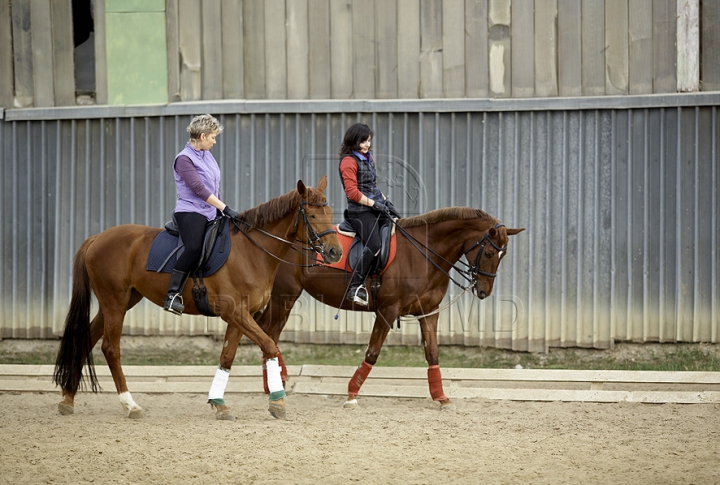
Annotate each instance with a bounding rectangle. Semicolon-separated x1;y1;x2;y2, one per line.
221;206;524;409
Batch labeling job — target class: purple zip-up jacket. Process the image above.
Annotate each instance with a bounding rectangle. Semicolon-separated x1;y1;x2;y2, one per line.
173;142;221;221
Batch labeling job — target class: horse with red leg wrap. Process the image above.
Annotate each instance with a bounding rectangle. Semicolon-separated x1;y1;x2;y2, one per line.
225;207;524;409
53;176;341;420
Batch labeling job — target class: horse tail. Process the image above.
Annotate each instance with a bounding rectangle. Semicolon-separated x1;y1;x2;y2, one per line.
53;235;100;394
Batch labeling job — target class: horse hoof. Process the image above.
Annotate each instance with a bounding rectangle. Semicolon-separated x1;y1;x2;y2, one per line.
268;399;286;420
342;399;358;409
439;401;456;412
127;408;145;419
58;403;74;415
215;410;236;421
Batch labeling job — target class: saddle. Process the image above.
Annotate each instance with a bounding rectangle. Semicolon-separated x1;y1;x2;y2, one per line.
146;215;231;317
321;215;397;276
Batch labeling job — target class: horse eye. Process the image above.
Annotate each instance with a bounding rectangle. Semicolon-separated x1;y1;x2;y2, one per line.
485;251;493;258
309;214;316;219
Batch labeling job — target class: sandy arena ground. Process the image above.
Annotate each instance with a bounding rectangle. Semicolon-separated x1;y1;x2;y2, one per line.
1;391;718;484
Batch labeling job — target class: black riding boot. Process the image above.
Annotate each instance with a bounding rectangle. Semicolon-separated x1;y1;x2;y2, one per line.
163;269;190;315
346;247;377;307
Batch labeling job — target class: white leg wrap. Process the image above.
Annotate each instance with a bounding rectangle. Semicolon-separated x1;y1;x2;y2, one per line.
208;367;230;401
266;358;286;400
118;392;141;413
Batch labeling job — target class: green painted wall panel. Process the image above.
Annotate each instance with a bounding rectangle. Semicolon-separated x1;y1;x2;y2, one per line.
106;12;168;105
106;0;164;13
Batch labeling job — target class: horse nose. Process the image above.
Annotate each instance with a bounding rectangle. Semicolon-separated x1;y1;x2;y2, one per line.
478;290;487;300
327;246;342;264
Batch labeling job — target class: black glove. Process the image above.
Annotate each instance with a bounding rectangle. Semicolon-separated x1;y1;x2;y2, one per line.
372;200;388;213
222;205;239;220
385;200;401;219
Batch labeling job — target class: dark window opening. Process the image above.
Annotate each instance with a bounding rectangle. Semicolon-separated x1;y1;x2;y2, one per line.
73;0;95;103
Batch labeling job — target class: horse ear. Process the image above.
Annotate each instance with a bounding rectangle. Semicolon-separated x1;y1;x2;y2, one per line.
317;174;328;193
506;227;525;236
297;180;307;196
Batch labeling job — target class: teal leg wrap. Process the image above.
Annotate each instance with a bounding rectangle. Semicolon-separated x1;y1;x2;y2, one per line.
269;390;286;401
208;398;226;406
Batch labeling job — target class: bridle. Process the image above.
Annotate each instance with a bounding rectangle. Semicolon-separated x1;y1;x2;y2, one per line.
463;222;507;287
231;198;336;267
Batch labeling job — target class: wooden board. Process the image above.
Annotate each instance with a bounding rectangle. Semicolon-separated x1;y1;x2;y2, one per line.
419;0;442;98
242;0;266;99
286;0;309;99
628;0;653;94
50;0;75;105
178;0;202;100
701;0;720;91
488;0;511;98
330;0;352;98
308;0;331;99
352;0;375;99
166;0;181;102
511;0;533;98
375;0;398;98
676;0;699;91
581;0;605;96
93;0;108;104
534;0;558;97
220;0;244;99
464;0;488;98
264;0;287;98
0;0;14;108
557;0;581;96
201;0;223;100
397;0;420;98
652;0;677;93
30;0;53;106
442;0;464;97
604;0;628;95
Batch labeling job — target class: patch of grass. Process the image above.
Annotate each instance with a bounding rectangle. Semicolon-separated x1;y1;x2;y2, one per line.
1;339;719;371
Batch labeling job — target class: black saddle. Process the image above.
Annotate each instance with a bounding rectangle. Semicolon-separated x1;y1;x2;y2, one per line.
338;215;395;275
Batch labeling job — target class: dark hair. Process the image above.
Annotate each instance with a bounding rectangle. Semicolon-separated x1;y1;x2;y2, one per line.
339;123;374;156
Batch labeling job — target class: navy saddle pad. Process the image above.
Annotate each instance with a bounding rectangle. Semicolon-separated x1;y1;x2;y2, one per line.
146;220;231;277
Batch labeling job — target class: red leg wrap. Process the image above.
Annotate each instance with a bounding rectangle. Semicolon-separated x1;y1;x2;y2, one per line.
277;349;288;382
262;358;269;394
428;365;448;401
348;361;373;397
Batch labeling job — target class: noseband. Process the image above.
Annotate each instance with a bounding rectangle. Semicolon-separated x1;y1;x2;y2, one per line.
464;223;507;284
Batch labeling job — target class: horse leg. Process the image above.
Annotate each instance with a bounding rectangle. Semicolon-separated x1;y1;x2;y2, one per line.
101;293;145;418
58;310;106;415
420;314;454;410
222;307;286;419
343;309;397;409
207;324;244;421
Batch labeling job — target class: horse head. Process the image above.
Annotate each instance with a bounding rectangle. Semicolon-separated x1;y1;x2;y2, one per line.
464;223;524;300
295;175;342;264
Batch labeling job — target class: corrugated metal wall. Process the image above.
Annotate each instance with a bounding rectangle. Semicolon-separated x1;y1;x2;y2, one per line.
1;96;718;350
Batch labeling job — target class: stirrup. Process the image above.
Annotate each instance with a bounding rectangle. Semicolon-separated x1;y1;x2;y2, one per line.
346;285;369;307
163;294;185;315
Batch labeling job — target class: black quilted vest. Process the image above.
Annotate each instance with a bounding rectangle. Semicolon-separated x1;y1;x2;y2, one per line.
339;152;383;211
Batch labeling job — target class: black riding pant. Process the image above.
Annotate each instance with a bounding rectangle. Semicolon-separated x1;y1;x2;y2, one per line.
347;209;389;255
174;211;208;273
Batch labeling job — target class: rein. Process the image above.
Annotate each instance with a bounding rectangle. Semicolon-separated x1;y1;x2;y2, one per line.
230;200;333;267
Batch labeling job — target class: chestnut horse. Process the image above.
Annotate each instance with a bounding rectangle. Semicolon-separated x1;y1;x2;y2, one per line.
53;176;341;420
219;207;523;409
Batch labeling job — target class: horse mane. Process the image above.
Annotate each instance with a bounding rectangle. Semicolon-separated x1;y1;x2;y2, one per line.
230;186;325;233
397;207;495;228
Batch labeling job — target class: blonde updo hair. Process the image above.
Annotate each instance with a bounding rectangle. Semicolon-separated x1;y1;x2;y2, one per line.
187;114;224;140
